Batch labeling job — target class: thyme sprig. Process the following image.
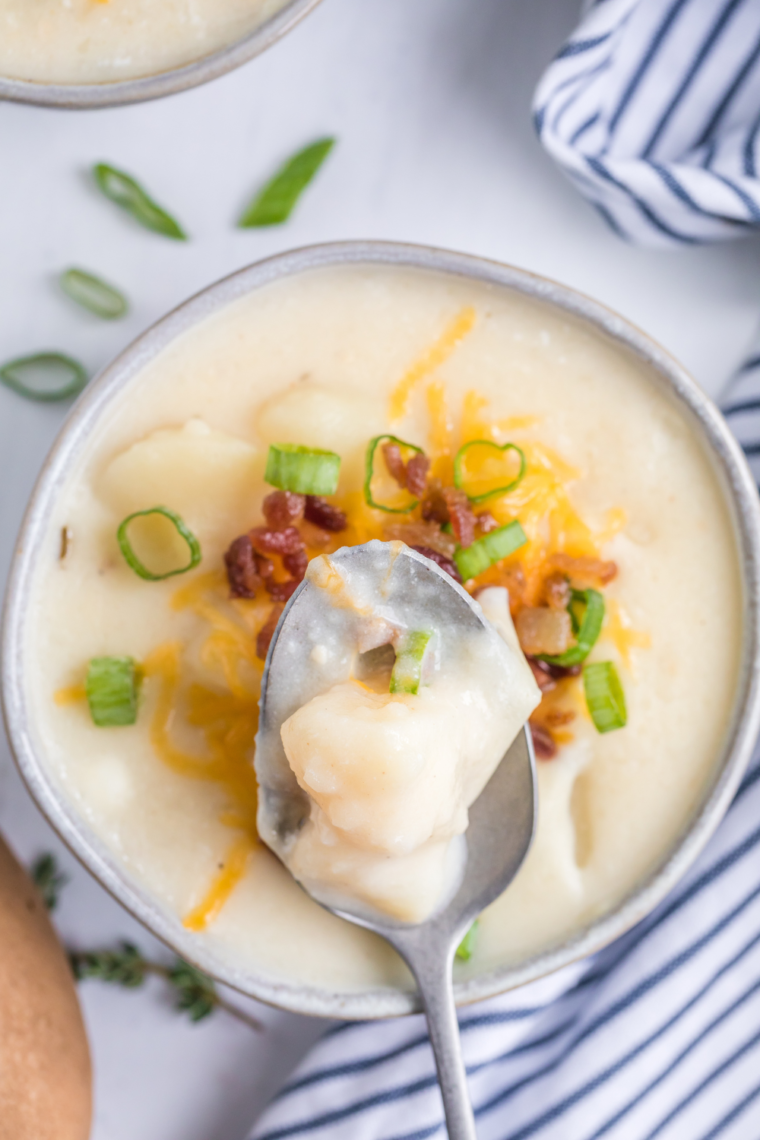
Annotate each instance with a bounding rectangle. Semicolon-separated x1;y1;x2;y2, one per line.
32;854;262;1031
31;852;69;911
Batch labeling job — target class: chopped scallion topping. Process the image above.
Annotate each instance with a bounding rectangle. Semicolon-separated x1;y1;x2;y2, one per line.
117;506;201;581
390;630;431;695
364;434;424;514
455;919;479;962
0;352;88;402
239;137;336;227
583;661;627;733
93;164;187;240
541;588;604;667
265;443;341;495
86;656;140;727
60;268;128;320
454;520;527;582
454;440;526;504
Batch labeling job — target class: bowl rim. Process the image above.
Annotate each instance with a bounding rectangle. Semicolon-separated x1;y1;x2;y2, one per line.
3;239;760;1020
0;0;322;109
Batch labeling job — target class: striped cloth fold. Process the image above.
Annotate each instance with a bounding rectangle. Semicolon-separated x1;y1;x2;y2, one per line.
533;0;760;246
248;349;760;1140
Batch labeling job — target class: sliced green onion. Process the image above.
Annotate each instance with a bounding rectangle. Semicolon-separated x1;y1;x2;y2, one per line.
0;352;88;402
265;443;341;495
239;137;336;228
93;164;187;240
541;588;605;668
390;630;432;695
454;519;527;582
455;919;479;962
60;268;128;320
583;661;627;733
454;440;526;504
117;506;201;581
364;434;425;514
86;656;140;727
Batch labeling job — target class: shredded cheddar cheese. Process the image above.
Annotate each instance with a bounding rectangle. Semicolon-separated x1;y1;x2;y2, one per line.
54;683;87;706
602;599;651;668
183;835;253;932
389;306;476;422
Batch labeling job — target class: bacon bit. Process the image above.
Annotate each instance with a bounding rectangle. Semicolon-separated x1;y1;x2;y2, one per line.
421;479;449;525
256;604;284;659
283;548;308;581
476;510;498;534
266;579;300;603
263;490;305;530
300;519;334;548
304;496;348;532
249;525;303;556
442;486;476;549
530;722;557;760
543;571;571;611
411;546;462;583
516;607;573;656
405;453;430;498
545;708;576;727
550;553;617;587
384;520;456;558
382;442;408;488
527;656;557;693
224;536;262;599
542;659;581;680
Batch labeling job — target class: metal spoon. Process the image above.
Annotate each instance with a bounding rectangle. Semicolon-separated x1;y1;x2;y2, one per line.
256;541;537;1140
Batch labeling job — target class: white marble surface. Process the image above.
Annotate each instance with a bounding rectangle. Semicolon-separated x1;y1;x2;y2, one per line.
1;1;760;1136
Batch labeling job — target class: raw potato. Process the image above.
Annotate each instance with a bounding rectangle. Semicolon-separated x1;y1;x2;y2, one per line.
98;418;262;554
0;836;91;1140
255;382;385;489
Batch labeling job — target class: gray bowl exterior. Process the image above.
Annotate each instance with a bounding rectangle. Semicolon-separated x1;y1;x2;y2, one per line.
0;0;321;109
3;241;760;1020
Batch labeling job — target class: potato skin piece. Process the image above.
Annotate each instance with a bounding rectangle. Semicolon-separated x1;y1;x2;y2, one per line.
0;835;91;1140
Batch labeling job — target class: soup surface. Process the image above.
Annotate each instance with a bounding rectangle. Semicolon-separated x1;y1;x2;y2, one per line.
25;264;742;996
0;0;288;86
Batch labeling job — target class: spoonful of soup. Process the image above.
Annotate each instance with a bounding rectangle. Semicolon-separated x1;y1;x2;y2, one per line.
256;541;541;1139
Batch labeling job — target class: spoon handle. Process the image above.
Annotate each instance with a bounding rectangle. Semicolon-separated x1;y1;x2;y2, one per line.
413;950;477;1139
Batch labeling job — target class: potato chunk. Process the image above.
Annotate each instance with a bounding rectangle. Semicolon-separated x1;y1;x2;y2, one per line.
98;418;261;553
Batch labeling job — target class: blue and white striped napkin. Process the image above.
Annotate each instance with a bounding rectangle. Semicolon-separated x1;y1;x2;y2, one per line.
534;0;760;246
248;6;760;1137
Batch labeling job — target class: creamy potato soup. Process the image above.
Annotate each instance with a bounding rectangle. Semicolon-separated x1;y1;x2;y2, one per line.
26;264;741;996
0;0;288;86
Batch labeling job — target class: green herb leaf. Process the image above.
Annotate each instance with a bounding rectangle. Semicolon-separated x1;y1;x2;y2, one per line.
364;434;425;514
454;519;527;582
86;656;140;727
167;960;219;1022
93;163;187;240
265;443;341;495
117;505;202;581
0;352;88;402
60;268;128;320
583;661;627;733
454;440;526;504
30;853;68;911
455;919;479;962
239;137;336;228
71;942;147;988
541;588;605;668
390;630;432;695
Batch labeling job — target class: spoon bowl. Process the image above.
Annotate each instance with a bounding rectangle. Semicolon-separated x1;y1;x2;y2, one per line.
257;541;537;1138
